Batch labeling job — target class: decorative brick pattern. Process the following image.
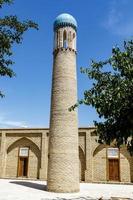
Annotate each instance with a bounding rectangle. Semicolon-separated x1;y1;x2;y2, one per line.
0;128;132;184
47;24;79;192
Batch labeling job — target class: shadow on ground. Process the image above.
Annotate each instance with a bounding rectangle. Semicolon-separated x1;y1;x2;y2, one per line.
9;182;131;200
10;181;47;191
9;181;93;199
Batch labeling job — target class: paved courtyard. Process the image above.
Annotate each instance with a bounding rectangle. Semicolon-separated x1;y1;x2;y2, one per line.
0;179;132;200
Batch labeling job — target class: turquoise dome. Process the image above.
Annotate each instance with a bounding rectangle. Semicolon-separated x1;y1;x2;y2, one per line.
54;13;77;31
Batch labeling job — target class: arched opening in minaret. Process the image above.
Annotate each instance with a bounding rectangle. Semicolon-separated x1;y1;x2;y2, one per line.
72;33;76;49
63;30;68;48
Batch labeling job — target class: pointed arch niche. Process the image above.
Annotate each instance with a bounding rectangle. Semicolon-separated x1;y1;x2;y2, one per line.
6;137;41;179
63;30;68;48
79;146;86;181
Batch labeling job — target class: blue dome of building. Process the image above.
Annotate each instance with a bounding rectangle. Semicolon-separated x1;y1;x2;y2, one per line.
54;13;77;31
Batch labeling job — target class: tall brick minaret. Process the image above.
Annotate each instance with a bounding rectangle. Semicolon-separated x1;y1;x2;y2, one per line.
47;13;79;193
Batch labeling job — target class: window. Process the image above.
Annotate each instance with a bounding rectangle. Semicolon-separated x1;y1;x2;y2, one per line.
19;147;29;157
107;148;119;158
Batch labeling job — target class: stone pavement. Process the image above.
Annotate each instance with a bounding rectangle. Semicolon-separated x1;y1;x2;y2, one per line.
0;179;132;200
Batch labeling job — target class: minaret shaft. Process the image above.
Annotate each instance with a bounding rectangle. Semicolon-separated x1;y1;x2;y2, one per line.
47;14;79;193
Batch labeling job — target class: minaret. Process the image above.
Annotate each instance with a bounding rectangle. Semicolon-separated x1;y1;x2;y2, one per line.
47;13;79;193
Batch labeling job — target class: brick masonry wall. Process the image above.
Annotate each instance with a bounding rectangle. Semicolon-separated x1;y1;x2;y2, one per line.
47;47;79;192
6;136;41;179
6;133;41;150
0;130;43;179
6;146;18;177
79;132;86;181
93;147;107;181
0;135;1;149
120;148;132;182
0;128;132;183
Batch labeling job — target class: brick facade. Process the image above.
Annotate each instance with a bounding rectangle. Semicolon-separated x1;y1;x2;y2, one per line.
0;127;132;183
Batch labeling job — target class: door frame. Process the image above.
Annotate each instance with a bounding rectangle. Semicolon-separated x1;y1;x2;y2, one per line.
106;147;121;182
17;146;29;177
108;158;120;181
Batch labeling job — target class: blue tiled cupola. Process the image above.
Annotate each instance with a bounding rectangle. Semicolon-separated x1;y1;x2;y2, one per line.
54;13;77;31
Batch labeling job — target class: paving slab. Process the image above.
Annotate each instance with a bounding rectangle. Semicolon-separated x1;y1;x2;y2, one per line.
0;179;133;200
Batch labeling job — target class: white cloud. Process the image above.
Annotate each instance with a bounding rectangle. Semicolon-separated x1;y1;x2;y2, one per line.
106;8;122;28
103;0;133;37
0;115;28;128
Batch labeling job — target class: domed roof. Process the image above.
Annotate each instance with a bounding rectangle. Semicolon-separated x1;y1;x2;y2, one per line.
54;13;77;31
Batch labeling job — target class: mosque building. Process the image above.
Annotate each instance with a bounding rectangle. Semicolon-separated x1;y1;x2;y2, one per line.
0;13;132;184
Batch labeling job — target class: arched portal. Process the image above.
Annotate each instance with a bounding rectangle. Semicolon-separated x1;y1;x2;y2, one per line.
93;144;132;182
6;137;41;179
79;146;86;181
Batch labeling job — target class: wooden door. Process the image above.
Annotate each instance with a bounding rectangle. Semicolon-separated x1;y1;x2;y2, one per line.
18;157;28;177
109;159;119;181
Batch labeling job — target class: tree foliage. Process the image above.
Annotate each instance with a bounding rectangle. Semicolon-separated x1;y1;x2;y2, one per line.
0;0;38;97
71;40;133;154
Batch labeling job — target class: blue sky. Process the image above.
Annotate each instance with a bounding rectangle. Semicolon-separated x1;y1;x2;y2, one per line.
0;0;133;128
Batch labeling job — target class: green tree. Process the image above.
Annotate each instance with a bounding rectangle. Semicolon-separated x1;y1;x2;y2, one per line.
0;0;38;97
71;40;133;154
